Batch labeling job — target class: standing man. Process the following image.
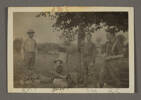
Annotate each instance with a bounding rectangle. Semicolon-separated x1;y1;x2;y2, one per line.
82;33;96;86
23;29;37;70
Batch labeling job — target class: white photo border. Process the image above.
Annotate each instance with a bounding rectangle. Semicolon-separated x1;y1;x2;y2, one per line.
8;7;134;93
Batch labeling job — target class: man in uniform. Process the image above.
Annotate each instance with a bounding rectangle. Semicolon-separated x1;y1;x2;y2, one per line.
23;29;37;70
82;33;96;86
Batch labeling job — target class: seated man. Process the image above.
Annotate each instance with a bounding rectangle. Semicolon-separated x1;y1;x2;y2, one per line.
53;59;68;88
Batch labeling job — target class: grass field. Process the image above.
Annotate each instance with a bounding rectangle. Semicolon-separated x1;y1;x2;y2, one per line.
14;49;99;88
14;46;129;88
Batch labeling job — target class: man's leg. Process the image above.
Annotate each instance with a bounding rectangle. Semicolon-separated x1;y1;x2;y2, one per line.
29;53;35;70
83;60;88;87
99;66;105;88
24;53;30;70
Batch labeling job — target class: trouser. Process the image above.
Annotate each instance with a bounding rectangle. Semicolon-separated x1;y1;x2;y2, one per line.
24;52;36;70
82;56;92;86
99;60;120;87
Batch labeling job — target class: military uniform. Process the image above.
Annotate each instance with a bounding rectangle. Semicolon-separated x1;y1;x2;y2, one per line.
23;31;37;70
99;40;122;87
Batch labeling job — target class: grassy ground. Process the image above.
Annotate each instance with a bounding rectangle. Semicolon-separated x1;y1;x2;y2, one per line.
14;50;129;88
14;50;99;88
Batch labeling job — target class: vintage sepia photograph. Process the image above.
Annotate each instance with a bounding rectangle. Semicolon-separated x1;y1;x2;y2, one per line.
8;7;134;93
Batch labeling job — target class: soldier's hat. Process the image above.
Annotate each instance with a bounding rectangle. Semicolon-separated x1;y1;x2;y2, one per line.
27;29;35;34
54;59;63;64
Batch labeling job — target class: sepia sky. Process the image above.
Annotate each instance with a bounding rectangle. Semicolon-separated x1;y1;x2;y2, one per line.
13;12;127;44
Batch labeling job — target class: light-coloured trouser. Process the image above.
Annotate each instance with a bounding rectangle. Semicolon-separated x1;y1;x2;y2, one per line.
24;52;36;70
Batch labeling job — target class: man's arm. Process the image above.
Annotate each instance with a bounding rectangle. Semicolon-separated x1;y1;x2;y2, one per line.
53;72;66;79
34;40;38;55
105;42;110;56
105;54;124;61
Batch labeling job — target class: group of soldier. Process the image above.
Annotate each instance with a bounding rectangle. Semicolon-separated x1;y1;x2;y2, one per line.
21;29;128;88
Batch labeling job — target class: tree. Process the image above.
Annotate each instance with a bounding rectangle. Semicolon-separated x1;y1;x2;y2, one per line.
36;12;128;84
36;12;128;48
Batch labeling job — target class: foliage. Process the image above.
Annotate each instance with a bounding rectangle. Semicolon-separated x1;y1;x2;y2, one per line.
36;12;128;54
36;12;128;40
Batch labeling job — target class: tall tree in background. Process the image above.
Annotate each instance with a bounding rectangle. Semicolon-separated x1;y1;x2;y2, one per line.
36;12;128;50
